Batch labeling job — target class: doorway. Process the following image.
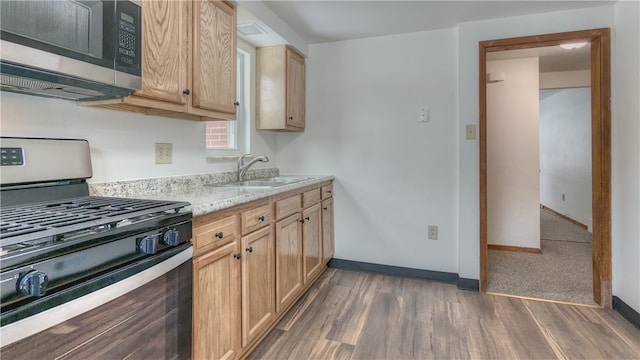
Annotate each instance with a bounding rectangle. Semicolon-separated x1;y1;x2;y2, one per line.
478;28;611;307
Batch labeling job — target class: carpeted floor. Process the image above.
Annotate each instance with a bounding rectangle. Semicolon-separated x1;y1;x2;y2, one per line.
487;209;595;305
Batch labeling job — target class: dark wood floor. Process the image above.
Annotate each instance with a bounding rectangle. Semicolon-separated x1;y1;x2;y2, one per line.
248;268;640;360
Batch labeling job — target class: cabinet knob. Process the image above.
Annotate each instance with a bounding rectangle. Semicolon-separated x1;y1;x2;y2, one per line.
246;246;253;253
183;89;190;95
258;216;265;222
323;207;328;210
234;101;240;106
300;219;305;224
215;232;224;239
328;190;332;194
233;253;241;259
288;116;293;120
305;216;310;221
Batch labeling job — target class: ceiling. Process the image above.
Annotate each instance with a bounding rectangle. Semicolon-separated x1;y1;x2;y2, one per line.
237;1;607;72
258;1;615;44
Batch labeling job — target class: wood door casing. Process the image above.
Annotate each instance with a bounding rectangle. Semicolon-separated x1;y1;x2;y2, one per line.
241;226;275;347
275;213;303;313
192;0;236;114
135;0;188;105
478;28;611;307
192;241;240;360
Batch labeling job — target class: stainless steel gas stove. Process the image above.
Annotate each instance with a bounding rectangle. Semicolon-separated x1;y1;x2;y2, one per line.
0;137;192;357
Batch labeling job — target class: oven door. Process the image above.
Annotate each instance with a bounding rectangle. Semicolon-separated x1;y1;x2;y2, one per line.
0;244;192;359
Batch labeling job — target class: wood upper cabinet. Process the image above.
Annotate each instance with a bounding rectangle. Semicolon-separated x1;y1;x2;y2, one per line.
275;212;303;313
135;0;188;105
322;197;334;263
241;226;275;347
302;203;322;283
191;0;236;115
84;0;236;121
193;240;241;360
257;45;306;131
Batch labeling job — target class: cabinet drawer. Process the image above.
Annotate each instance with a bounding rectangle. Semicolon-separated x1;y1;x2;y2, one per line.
193;215;237;256
275;195;301;220
241;204;273;235
302;188;321;208
321;184;333;199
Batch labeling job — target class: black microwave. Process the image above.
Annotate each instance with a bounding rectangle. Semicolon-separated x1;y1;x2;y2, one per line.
0;0;142;100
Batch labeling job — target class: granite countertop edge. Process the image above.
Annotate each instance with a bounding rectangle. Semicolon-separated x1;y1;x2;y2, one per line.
131;175;335;217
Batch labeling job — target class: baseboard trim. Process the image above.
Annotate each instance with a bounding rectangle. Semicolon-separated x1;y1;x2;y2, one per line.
613;296;640;329
488;244;542;253
541;204;588;230
327;258;479;292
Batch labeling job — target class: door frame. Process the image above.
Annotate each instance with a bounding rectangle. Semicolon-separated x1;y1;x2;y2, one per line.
479;28;611;307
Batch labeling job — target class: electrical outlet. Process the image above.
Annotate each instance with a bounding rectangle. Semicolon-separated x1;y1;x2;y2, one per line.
155;143;172;164
428;225;438;240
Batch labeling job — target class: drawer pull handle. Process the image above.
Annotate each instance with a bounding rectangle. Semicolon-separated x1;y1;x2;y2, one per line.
246;246;253;253
258;216;265;222
233;253;241;259
215;232;224;239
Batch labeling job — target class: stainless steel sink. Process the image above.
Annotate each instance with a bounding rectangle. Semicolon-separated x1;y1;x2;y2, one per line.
206;176;313;189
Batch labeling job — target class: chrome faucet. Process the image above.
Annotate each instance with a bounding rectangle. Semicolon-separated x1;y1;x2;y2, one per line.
237;153;269;181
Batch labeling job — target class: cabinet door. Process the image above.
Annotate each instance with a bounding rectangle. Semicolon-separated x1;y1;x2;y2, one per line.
241;226;275;347
322;197;334;262
135;0;189;105
286;48;305;128
275;213;303;313
193;241;240;360
192;0;236;114
302;204;322;283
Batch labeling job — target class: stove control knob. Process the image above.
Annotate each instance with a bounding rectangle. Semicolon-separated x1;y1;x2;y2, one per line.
17;270;49;297
137;235;157;255
163;229;180;246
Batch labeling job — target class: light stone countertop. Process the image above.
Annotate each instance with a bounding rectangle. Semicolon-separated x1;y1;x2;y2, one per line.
134;175;334;217
92;173;334;217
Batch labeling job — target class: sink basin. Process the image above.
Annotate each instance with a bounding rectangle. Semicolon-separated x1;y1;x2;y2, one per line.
206;176;313;189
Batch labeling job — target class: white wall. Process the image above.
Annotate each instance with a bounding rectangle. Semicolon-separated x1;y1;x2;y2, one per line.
486;58;540;249
540;70;590;89
612;0;640;313
539;87;592;226
0;41;278;183
277;28;459;272
457;5;615;280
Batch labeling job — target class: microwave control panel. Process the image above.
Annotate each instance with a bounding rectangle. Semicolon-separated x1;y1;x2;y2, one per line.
115;1;140;70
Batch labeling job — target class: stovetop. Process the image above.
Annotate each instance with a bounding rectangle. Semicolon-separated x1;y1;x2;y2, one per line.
0;196;191;267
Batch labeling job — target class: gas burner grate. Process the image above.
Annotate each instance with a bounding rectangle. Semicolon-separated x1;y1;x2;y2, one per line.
0;196;189;247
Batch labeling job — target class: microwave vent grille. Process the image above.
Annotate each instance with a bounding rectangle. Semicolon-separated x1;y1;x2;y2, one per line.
1;74;58;90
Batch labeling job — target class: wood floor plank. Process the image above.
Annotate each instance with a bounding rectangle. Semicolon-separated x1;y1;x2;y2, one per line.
246;269;640;360
459;291;558;359
524;300;640;359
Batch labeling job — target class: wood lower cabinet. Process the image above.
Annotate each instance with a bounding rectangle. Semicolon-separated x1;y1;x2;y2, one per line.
192;181;333;360
275;212;303;313
322;197;335;262
302;203;323;283
241;226;275;347
192;240;241;360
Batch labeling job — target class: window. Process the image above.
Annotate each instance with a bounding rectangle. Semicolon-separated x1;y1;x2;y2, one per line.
206;49;249;157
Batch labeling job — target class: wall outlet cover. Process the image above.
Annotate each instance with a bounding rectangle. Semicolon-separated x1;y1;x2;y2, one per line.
155;143;172;164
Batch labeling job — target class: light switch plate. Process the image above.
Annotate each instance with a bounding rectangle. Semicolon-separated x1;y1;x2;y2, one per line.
465;124;477;140
155;143;172;164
